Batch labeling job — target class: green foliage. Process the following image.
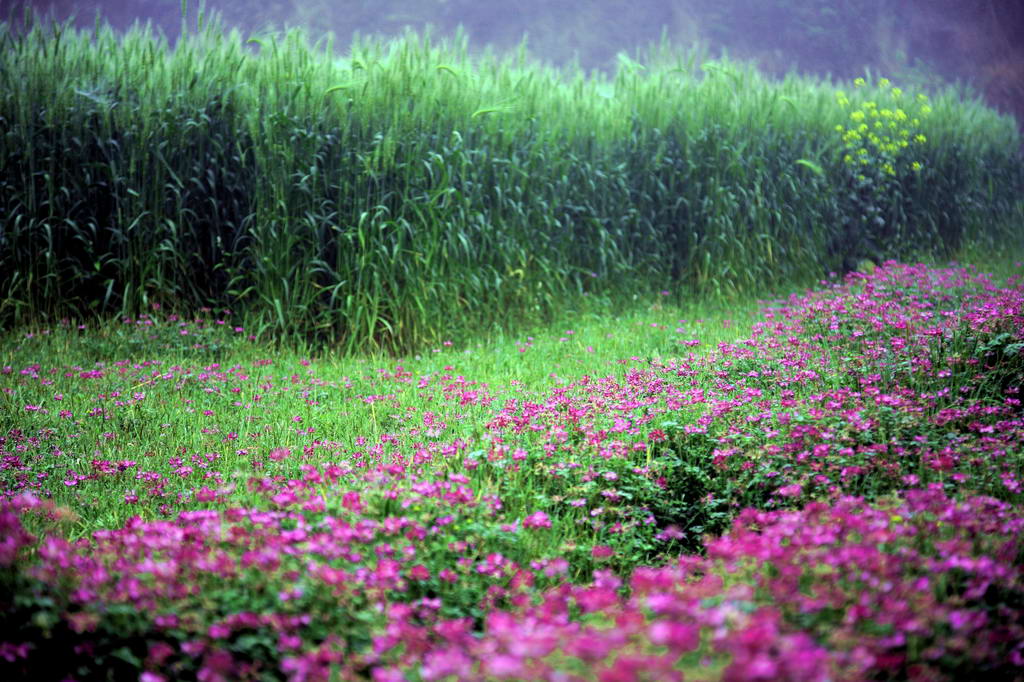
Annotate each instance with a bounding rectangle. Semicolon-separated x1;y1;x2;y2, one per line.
0;13;1021;353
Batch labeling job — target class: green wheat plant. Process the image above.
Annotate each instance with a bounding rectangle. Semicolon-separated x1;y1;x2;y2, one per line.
0;11;1021;353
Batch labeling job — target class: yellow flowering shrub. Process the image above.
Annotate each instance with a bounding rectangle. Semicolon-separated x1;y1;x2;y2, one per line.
829;77;934;269
834;77;931;179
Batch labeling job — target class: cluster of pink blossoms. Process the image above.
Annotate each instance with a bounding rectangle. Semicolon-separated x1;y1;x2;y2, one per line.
1;261;1022;680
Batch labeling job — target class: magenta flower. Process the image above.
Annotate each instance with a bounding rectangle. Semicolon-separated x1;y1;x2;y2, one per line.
522;511;552;530
648;621;699;652
775;483;803;498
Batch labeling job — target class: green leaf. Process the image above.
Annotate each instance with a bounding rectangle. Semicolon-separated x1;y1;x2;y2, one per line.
110;646;142;667
795;158;825;176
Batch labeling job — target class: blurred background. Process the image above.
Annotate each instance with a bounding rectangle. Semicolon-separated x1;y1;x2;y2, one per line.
8;0;1024;127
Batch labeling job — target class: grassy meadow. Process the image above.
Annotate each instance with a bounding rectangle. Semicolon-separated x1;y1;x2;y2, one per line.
2;9;1024;682
3;260;1024;680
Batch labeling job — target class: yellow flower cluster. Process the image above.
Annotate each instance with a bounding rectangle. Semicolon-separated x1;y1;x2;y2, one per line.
834;77;931;179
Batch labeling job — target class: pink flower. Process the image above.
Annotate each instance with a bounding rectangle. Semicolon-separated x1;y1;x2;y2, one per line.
484;654;524;678
268;447;291;461
523;511;552;530
649;621;700;652
544;557;570;577
208;623;231;639
271;490;298;507
341;491;363;512
775;484;803;498
147;641;175;666
566;633;616;663
421;648;473;680
0;641;31;663
575;586;618;613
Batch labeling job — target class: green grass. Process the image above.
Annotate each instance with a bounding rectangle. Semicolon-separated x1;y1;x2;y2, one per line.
5;247;1020;541
0;287;747;523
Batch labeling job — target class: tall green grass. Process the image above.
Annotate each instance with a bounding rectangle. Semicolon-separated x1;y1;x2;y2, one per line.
1;11;1021;353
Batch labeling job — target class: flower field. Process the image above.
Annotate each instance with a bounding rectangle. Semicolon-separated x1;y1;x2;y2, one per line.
2;261;1023;680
